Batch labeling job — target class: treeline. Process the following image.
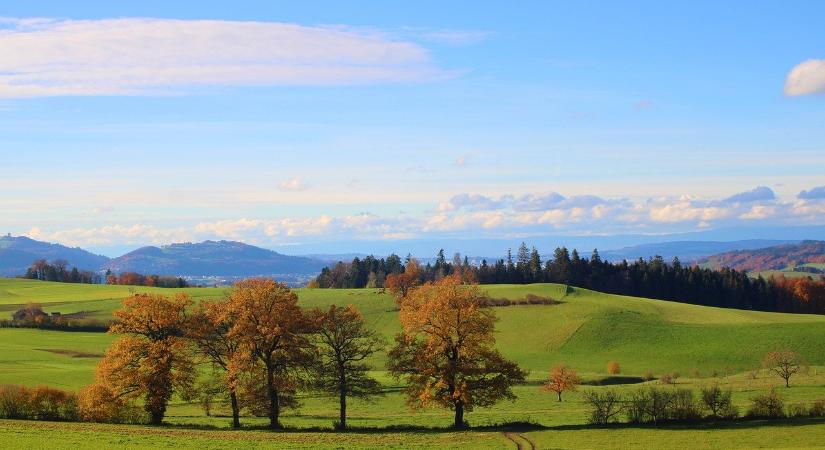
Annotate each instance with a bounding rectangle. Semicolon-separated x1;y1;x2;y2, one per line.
23;259;101;284
105;271;189;288
312;244;825;314
31;276;522;430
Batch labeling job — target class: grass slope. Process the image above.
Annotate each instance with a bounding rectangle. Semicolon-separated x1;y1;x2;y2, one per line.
2;278;825;448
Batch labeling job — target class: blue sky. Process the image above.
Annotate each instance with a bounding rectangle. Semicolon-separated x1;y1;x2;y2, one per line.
1;1;824;255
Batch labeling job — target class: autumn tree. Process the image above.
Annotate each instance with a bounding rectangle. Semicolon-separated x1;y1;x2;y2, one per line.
542;364;581;401
309;305;383;429
387;276;526;428
188;298;244;428
93;293;196;425
763;350;804;387
225;278;314;429
385;258;421;300
607;361;621;375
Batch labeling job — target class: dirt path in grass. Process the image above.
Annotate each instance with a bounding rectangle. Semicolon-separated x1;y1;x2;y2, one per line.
502;431;536;450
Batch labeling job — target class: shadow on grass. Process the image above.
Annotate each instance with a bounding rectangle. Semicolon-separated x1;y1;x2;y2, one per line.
156;416;825;434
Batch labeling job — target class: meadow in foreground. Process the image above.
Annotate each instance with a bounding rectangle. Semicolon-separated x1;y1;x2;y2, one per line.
1;278;825;448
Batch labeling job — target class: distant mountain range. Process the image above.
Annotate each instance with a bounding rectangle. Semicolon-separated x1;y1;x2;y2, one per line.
698;240;825;272
597;239;796;263
1;231;824;279
0;236;324;277
0;235;110;277
103;240;324;276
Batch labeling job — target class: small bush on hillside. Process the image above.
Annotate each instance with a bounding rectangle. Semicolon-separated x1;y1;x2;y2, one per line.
642;371;655;381
607;361;621;375
700;384;738;419
746;390;785;418
583;390;624;425
691;369;701;378
626;387;675;424
77;384;143;424
28;386;77;421
788;403;808;418
659;373;674;385
0;385;77;421
669;389;701;421
0;385;30;419
809;400;825;417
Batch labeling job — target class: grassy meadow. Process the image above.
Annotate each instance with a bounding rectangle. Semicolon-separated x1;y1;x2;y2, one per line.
2;277;825;447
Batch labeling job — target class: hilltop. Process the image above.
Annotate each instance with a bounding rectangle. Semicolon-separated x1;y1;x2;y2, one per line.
103;240;325;276
699;240;825;273
0;235;110;277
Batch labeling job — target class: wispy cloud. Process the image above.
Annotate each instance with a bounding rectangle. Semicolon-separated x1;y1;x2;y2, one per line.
785;59;825;96
0;17;451;98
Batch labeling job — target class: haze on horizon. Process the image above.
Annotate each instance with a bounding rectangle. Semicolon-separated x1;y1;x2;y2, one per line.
1;1;824;256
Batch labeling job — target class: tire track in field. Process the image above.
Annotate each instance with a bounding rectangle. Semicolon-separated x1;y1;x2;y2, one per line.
502;431;536;450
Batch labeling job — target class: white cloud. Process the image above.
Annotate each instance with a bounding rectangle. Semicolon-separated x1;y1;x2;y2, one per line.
0;17;448;98
784;59;825;96
19;186;824;249
278;177;308;192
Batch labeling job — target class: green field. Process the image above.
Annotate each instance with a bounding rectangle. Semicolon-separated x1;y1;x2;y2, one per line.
2;278;825;448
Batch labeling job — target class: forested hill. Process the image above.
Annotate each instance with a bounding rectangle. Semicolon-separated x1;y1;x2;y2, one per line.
104;240;325;276
699;240;825;272
0;235;110;276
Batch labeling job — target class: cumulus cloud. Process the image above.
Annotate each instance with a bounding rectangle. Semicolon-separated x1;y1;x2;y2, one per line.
785;59;825;96
799;185;825;200
0;17;448;98
719;186;775;204
20;186;822;248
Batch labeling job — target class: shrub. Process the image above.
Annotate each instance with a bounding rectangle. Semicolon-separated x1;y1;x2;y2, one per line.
583;390;624;425
642;371;655;381
607;361;621;375
626;387;674;424
809;399;825;417
746;390;785;418
77;384;143;424
691;369;701;378
788;403;808;418
28;386;77;421
700;384;738;419
669;389;701;421
0;385;30;419
659;373;674;385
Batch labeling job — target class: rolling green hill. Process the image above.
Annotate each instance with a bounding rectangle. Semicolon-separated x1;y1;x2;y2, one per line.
3;277;825;384
2;277;825;448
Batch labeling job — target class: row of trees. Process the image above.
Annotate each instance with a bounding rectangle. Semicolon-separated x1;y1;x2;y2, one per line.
23;259;100;284
86;275;524;429
22;259;189;288
313;244;825;314
104;271;189;288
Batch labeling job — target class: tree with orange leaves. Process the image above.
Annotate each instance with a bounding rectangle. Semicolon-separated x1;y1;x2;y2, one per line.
188;298;244;428
224;278;314;429
387;276;526;428
542;364;580;401
92;293;196;425
385;258;421;300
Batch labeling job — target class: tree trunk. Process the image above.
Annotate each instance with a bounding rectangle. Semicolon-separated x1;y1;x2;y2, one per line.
339;389;347;430
230;390;240;429
266;364;281;429
785;377;790;388
557;391;562;402
454;402;465;429
148;404;165;425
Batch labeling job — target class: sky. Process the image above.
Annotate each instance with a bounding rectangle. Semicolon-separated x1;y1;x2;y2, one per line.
1;1;824;256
